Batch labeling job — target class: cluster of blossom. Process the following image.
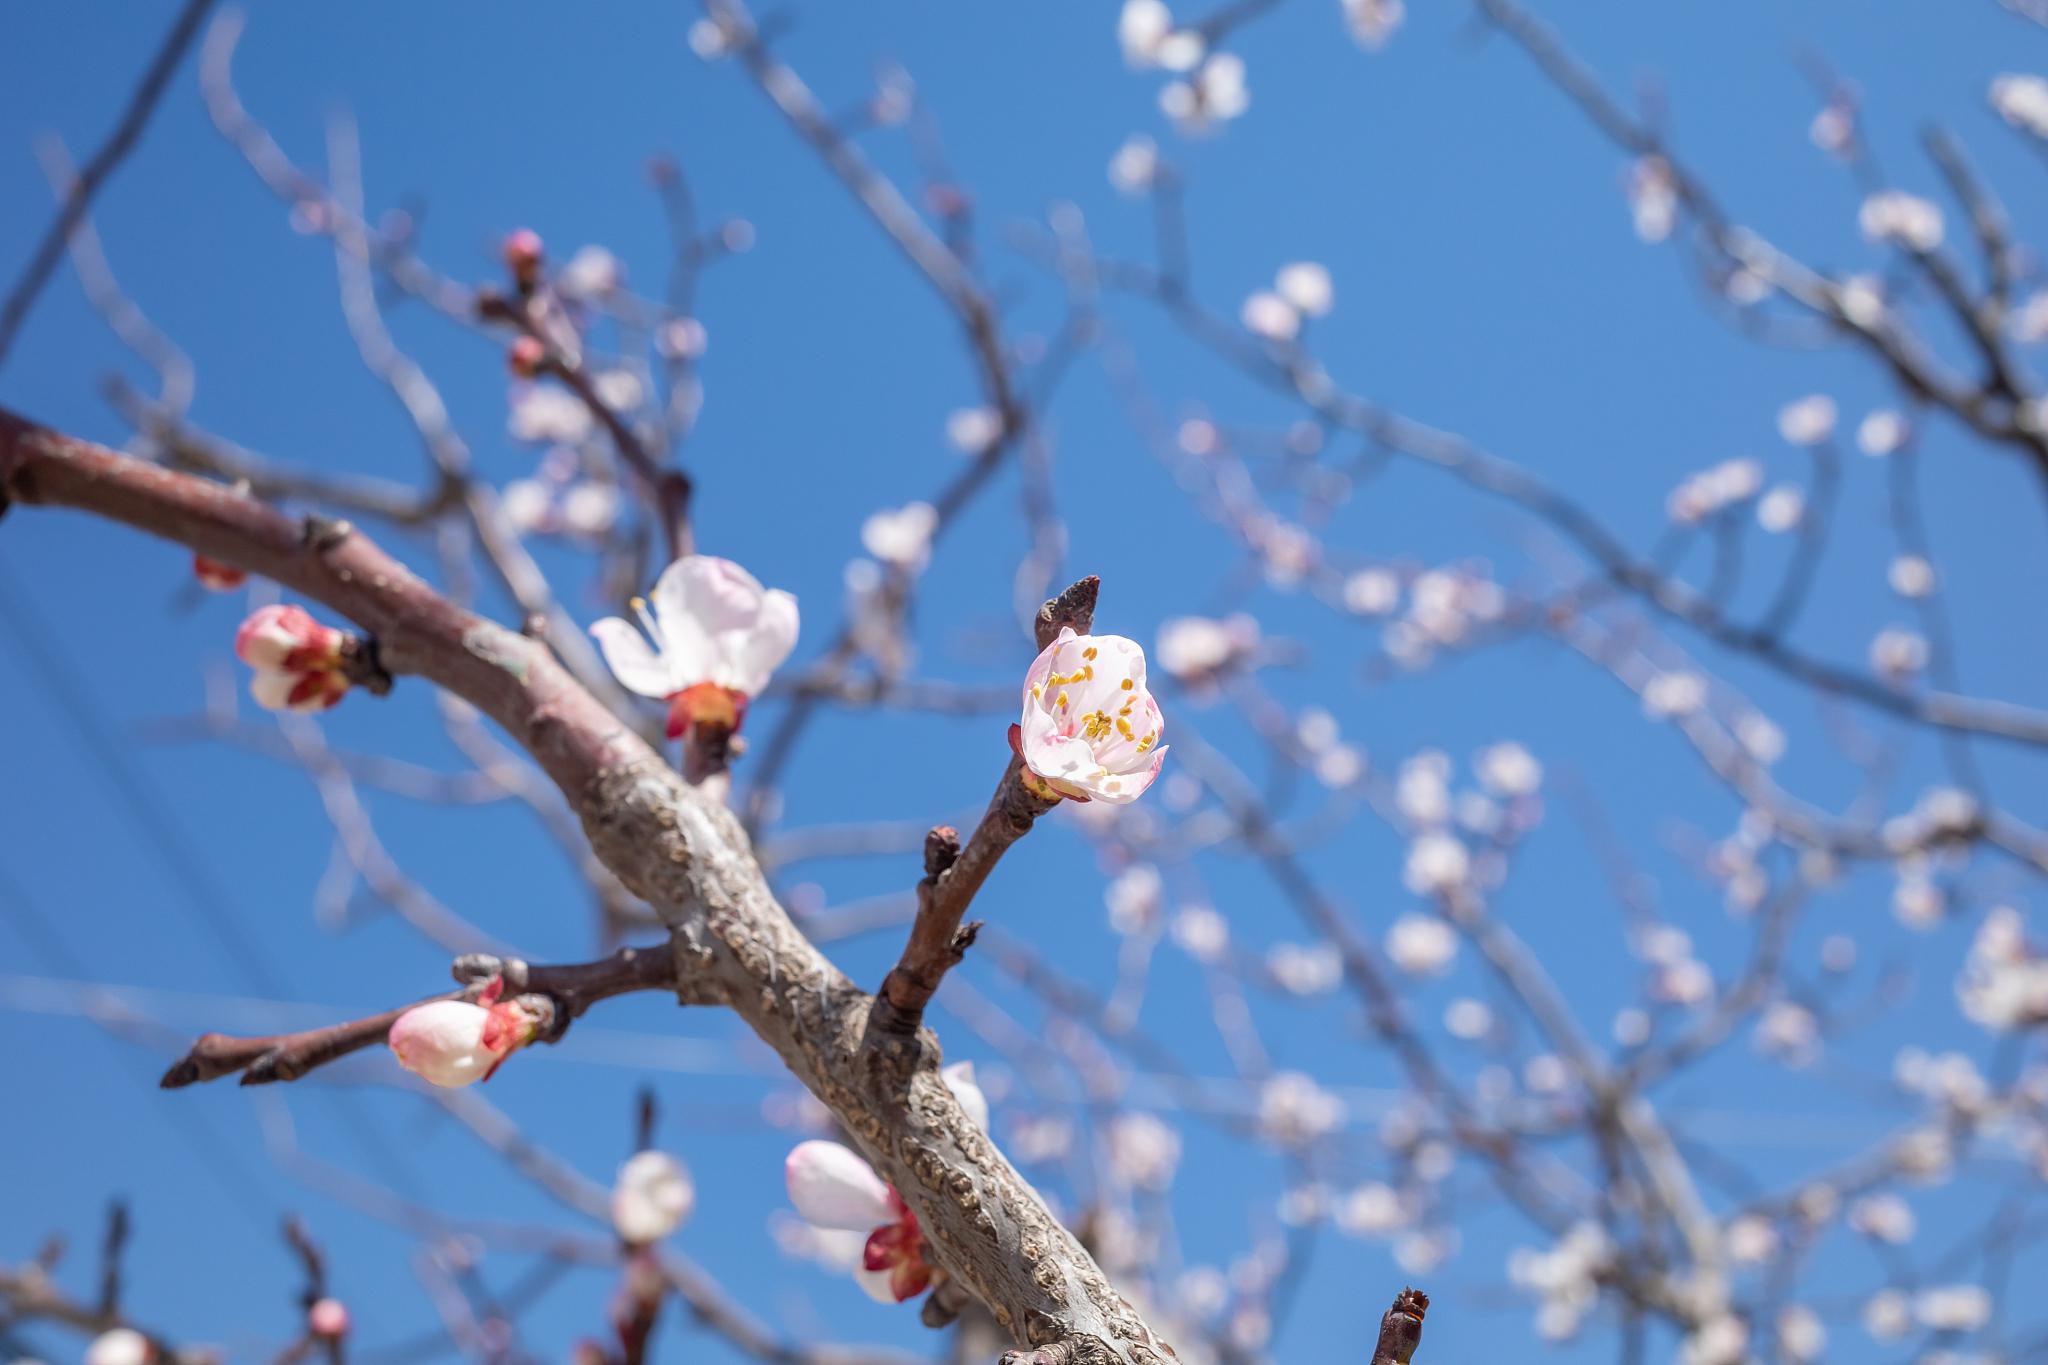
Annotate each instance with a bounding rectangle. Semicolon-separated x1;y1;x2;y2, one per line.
500;450;623;541
1239;261;1334;342
1626;155;1678;242
234;604;353;713
1378;563;1509;669
1665;456;1763;525
1863;1284;1993;1341
1118;1;1250;133
1859;189;1945;253
1154;613;1261;691
1959;905;2048;1031
1507;1221;1614;1342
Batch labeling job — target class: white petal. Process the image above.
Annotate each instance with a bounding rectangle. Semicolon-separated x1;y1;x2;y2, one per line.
589;618;678;698
722;586;800;695
853;1265;900;1303
944;1061;990;1132
661;554;766;633
786;1140;895;1230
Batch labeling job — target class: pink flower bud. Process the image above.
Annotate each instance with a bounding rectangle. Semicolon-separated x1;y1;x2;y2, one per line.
388;983;540;1088
236;605;344;672
307;1298;351;1339
507;335;546;378
193;554;247;592
504;228;545;287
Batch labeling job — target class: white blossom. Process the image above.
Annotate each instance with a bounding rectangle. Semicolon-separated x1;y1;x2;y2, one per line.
1915;1285;1992;1333
1864;1288;1912;1341
1258;1071;1344;1146
1386;913;1457;976
1155;614;1259;684
946;405;1003;453
1642;670;1706;719
1476;742;1541;797
1106;1112;1182;1189
1106;864;1165;935
1240;289;1299;341
1869;626;1929;679
1343;568;1401;615
1403;832;1470;895
1859;408;1909;455
557;245;623;299
611;1150;695;1244
85;1331;150;1365
1777;394;1837;446
1991;73;2048;138
1888;554;1935;598
1724;1213;1778;1264
1118;0;1173;66
1778;1305;1825;1361
861;501;938;572
1343;0;1404;49
508;386;593;444
1275;261;1333;317
589;556;800;722
1756;484;1805;533
1628;156;1677;242
1860;190;1945;252
1162;53;1249;134
1109;135;1161;195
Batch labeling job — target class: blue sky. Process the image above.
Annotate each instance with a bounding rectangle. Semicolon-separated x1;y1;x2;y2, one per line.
5;2;2048;1363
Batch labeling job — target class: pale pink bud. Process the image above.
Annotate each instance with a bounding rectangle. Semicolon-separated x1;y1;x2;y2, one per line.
388;986;539;1088
307;1298;351;1339
248;666;349;714
503;228;544;287
235;605;344;672
507;335;546;378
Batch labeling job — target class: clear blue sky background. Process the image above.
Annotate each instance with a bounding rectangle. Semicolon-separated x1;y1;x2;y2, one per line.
5;2;2048;1362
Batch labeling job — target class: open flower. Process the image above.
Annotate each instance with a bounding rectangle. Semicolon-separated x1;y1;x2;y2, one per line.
590;555;799;740
235;604;353;713
86;1329;152;1365
1014;628;1166;804
387;978;542;1088
612;1149;696;1244
784;1063;986;1303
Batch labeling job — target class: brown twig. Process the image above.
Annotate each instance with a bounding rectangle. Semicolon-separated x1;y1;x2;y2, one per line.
158;945;684;1089
1369;1288;1429;1365
868;579;1098;1037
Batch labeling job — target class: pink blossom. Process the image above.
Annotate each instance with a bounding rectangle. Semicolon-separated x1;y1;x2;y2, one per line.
193;554;246;592
1015;628;1167;804
387;978;541;1088
307;1299;351;1339
590;555;799;739
235;605;352;714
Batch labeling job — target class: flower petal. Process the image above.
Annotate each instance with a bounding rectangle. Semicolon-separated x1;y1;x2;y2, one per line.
722;586;799;695
589;618;676;698
852;1265;901;1303
786;1140;896;1230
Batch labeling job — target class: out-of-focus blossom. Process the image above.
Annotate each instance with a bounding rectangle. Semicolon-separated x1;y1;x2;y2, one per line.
1106;1112;1182;1189
1859;409;1909;455
860;502;938;572
1344;568;1401;615
1991;73;2048;137
1887;554;1935;598
1257;1071;1344;1146
1173;904;1230;961
1109;135;1161;194
1275;261;1334;317
1105;863;1165;935
193;554;245;592
1848;1192;1916;1244
1667;457;1762;524
1155;613;1259;686
1627;156;1677;242
1162;53;1249;134
557;246;623;299
1914;1285;1991;1333
509;386;591;444
1777;394;1837;446
1960;906;2048;1030
560;483;621;540
612;1150;695;1244
1444;997;1493;1040
1343;0;1404;49
946;405;1003;453
236;604;351;714
1869;626;1928;680
1015;628;1167;804
589;555;800;739
1777;1306;1824;1362
1476;742;1541;798
2013;290;2048;343
1724;1213;1777;1264
1860;190;1944;252
1642;670;1706;719
1403;832;1469;895
85;1331;150;1365
1756;1001;1819;1065
1756;484;1805;533
1268;941;1343;995
1863;1289;1911;1342
1119;0;1173;66
388;979;541;1088
1810;93;1857;156
687;17;730;59
307;1299;350;1340
658;317;709;360
1509;1223;1611;1344
501;477;552;534
503;228;544;288
1680;1315;1747;1365
1240;289;1299;341
1653;958;1714;1007
1335;1182;1404;1237
1386;913;1457;976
